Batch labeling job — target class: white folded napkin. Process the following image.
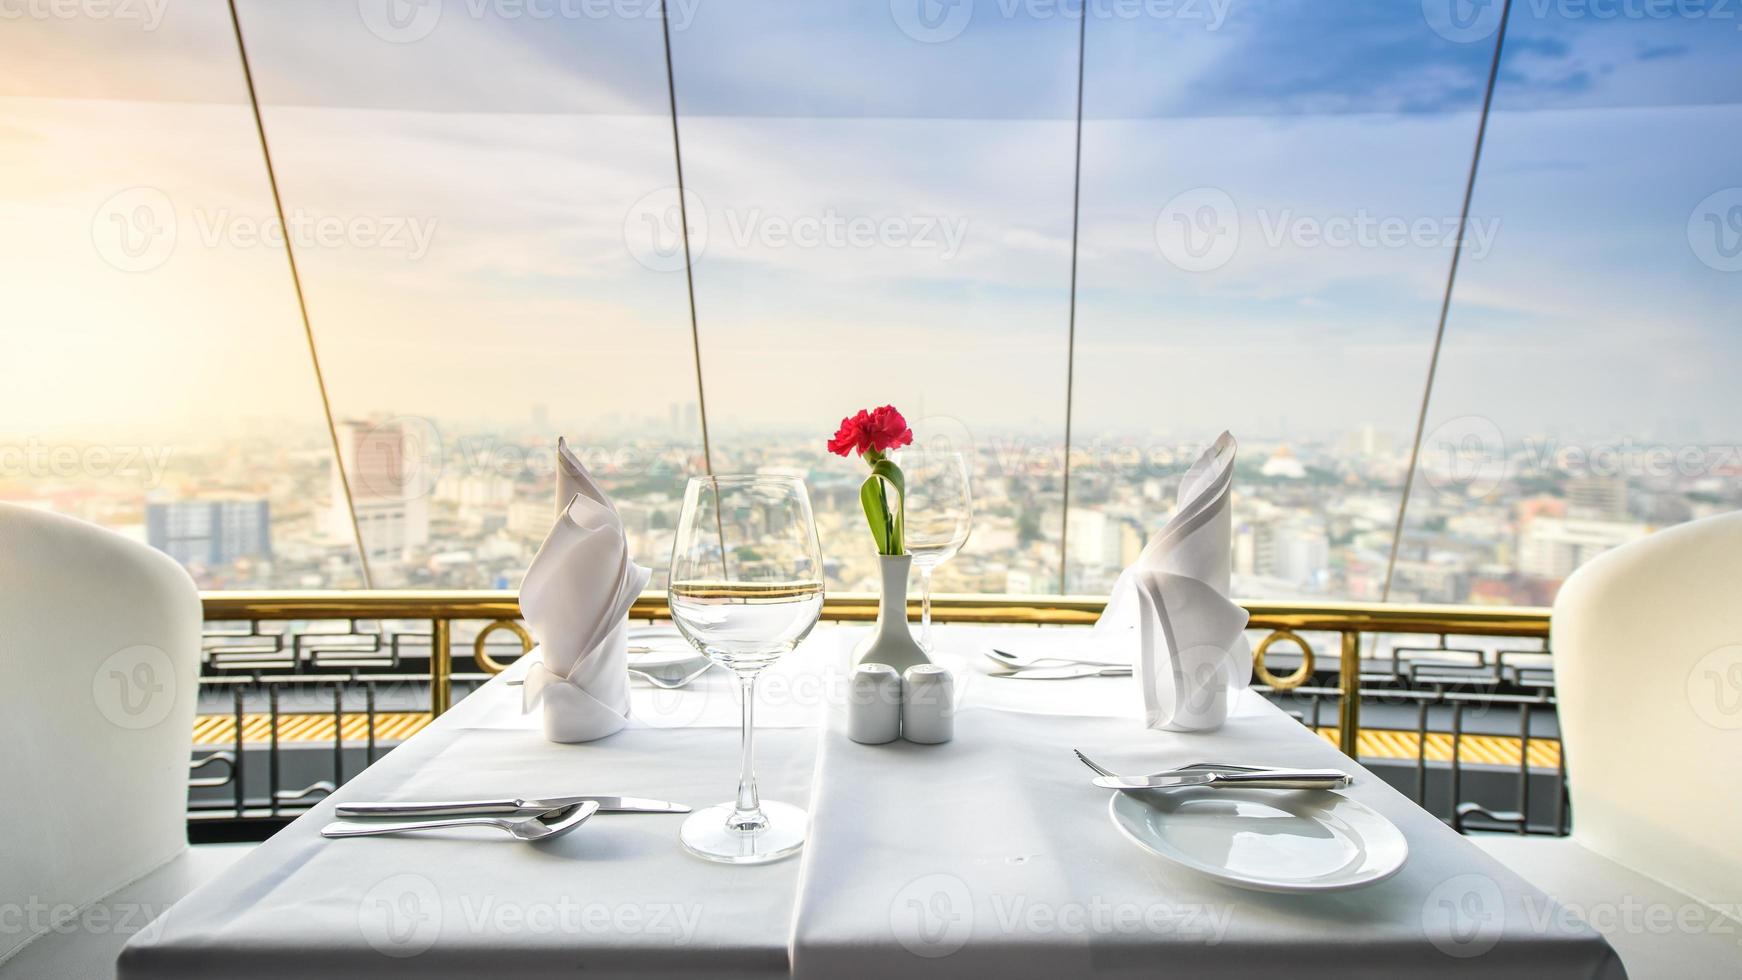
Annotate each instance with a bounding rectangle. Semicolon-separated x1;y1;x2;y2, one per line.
1094;431;1251;731
518;439;651;743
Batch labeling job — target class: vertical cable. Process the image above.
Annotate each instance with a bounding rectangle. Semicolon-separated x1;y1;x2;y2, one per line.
660;0;713;475
1382;0;1513;601
225;0;373;587
1056;0;1088;594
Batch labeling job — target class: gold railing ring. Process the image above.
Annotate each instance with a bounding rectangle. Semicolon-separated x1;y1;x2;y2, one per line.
473;619;534;675
1253;629;1315;690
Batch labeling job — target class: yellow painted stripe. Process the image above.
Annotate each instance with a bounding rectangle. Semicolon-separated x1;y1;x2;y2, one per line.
1315;728;1561;769
192;711;432;746
193;712;1559;770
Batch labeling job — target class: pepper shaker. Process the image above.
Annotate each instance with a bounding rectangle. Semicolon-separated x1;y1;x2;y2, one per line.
847;663;902;744
901;664;955;744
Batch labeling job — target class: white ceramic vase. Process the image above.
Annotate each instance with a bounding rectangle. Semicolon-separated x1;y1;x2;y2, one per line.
852;554;930;674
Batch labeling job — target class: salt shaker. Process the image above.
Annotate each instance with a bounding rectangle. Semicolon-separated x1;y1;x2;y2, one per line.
847;663;903;744
901;664;955;744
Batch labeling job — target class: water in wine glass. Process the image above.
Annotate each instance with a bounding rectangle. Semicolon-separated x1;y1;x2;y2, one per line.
668;581;824;672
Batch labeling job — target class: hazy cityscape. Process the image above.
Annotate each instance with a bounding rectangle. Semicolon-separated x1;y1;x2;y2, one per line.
6;409;1737;607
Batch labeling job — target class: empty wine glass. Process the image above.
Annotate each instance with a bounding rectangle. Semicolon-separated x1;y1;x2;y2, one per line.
895;450;972;651
667;475;824;864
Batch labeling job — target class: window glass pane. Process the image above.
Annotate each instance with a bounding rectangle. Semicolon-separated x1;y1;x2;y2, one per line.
1;5;365;588
1070;3;1496;599
1396;3;1742;605
231;0;704;588
670;0;1078;593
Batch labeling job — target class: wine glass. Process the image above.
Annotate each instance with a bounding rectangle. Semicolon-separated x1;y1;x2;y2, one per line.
895;450;973;651
667;475;824;864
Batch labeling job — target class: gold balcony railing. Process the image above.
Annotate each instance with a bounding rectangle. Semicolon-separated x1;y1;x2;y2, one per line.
199;591;1552;756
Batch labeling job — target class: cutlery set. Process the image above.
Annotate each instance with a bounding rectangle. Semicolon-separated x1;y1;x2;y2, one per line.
1072;750;1353;793
320;651;1349;844
322;795;690;841
985;648;1133;679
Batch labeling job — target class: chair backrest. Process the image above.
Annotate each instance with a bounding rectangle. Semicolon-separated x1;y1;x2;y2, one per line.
1552;509;1742;908
0;504;201;963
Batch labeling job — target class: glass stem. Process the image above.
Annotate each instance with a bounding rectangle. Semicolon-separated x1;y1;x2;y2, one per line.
729;672;765;832
920;566;934;651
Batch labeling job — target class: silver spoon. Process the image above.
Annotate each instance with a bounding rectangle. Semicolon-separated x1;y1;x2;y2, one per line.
321;800;601;841
628;659;716;690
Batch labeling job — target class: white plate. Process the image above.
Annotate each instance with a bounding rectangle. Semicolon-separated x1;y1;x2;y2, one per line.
1108;786;1408;893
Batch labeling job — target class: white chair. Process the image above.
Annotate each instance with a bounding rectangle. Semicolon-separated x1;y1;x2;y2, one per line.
0;504;249;978
1474;510;1742;979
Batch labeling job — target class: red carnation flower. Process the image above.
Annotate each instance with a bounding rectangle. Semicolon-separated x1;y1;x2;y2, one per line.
828;405;912;458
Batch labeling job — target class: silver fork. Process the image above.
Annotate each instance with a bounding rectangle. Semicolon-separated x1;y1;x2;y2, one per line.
1072;750;1284;779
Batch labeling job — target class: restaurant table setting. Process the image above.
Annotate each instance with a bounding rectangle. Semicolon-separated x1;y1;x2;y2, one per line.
120;625;1622;979
119;422;1623;978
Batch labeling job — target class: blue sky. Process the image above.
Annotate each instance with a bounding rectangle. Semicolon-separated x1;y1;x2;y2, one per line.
3;0;1738;450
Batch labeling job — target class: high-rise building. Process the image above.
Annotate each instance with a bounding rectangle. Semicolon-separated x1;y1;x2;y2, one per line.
1518;517;1649;580
332;419;431;569
1566;476;1628;521
146;497;272;568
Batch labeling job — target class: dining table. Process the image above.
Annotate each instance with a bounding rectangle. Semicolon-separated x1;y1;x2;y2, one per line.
119;624;1624;979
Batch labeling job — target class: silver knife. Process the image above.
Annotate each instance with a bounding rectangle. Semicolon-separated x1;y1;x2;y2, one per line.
336;795;690;819
991;664;1134;679
1093;769;1351;791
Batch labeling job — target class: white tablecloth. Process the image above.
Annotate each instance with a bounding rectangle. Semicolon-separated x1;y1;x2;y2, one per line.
121;625;1622;979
